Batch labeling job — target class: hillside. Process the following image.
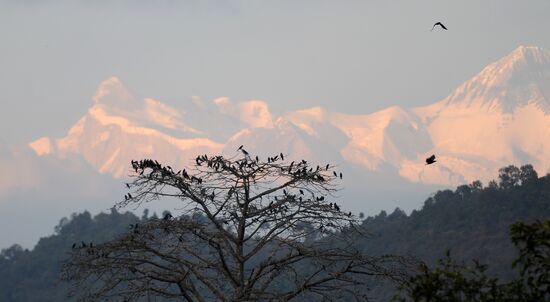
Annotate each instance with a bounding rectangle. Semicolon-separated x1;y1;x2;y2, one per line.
358;164;550;280
1;164;549;301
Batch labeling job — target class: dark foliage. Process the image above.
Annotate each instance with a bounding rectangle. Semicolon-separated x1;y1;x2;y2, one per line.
395;220;550;301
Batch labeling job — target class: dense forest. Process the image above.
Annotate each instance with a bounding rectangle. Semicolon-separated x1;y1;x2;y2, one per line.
358;165;550;280
1;164;549;301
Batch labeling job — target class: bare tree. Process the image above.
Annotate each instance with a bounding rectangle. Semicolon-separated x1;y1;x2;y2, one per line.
62;150;412;301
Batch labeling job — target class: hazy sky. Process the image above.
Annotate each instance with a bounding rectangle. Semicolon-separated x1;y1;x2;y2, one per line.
1;0;550;144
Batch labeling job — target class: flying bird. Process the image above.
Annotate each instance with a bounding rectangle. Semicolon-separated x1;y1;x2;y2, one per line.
425;154;437;165
237;145;243;151
431;22;448;31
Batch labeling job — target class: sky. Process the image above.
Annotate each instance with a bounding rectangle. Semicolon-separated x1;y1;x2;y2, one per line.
1;0;550;248
1;0;550;145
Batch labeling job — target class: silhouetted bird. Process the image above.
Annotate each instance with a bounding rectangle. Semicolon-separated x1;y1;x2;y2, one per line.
126;183;130;189
333;171;337;177
72;243;76;249
431;22;448;31
238;145;243;151
325;164;330;170
339;172;343;179
425;154;437;165
280;153;284;160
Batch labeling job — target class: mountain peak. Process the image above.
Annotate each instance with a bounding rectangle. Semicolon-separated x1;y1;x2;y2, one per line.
432;46;550;112
507;45;550;64
492;45;550;75
92;77;138;110
475;45;550;87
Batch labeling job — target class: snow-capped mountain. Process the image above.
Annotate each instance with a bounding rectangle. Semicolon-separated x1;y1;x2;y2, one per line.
30;77;225;177
29;46;550;186
406;45;550;184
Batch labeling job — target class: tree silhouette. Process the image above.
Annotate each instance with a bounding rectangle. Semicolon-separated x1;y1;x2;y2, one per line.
498;165;521;190
62;150;411;301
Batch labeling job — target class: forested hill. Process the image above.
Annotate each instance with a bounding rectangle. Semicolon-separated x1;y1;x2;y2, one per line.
0;210;140;301
1;164;549;301
358;164;550;280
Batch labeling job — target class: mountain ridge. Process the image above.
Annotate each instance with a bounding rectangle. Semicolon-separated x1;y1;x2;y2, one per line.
28;45;550;185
